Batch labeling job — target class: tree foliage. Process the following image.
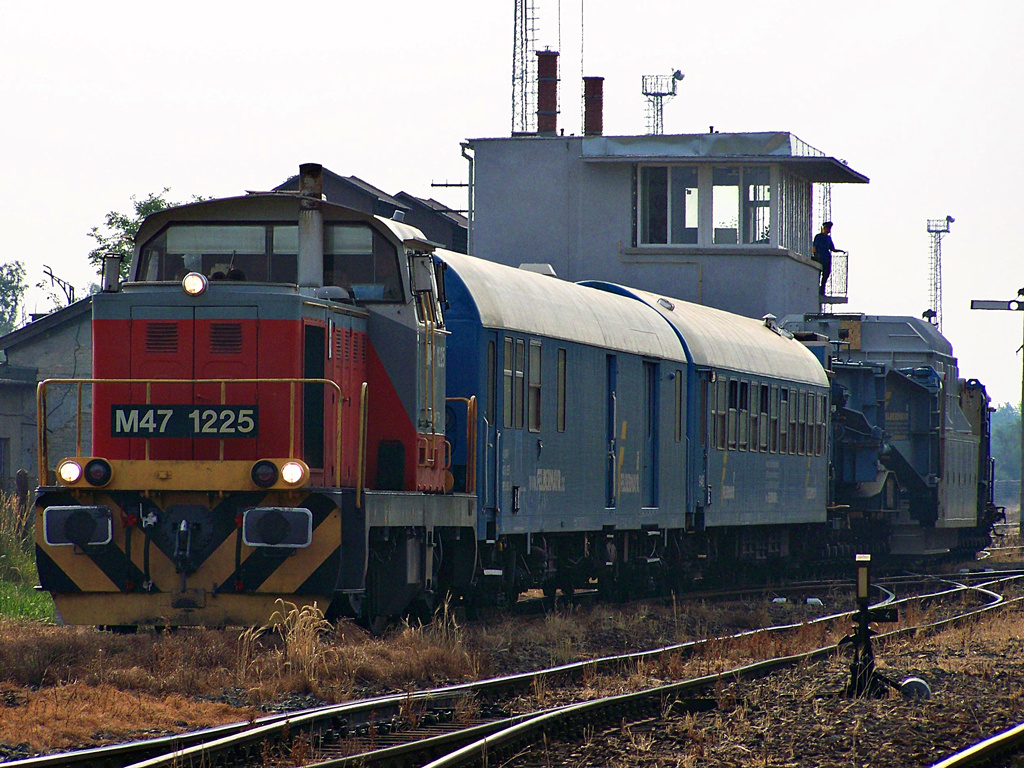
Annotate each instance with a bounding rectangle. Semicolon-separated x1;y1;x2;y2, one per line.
991;402;1021;482
86;190;178;280
0;262;27;336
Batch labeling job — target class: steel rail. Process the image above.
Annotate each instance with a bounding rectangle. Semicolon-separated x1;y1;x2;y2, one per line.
928;719;1024;768
413;587;1024;768
9;578;1017;768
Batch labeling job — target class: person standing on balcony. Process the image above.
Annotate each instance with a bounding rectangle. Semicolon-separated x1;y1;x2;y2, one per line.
812;221;847;296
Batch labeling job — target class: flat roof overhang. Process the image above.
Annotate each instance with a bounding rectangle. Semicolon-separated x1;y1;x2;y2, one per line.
466;132;868;184
582;153;867;184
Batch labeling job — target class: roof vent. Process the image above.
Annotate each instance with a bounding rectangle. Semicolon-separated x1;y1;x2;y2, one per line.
518;263;558;277
657;297;675;311
391;210;406;222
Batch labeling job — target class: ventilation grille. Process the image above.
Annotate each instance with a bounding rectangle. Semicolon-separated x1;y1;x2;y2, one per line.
334;330;367;364
145;323;178;353
210;323;243;354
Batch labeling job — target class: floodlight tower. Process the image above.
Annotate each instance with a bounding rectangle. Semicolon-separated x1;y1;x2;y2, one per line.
642;69;684;135
926;215;954;332
512;0;539;134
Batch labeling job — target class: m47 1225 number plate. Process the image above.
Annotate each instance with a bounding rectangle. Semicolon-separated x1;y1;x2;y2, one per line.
111;405;258;438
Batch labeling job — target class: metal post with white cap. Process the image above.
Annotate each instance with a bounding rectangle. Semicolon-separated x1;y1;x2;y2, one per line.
970;292;1024;536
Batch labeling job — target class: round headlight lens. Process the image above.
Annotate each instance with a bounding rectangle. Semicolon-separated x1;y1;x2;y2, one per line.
182;272;208;296
281;461;306;485
251;460;278;488
84;459;113;487
57;460;83;484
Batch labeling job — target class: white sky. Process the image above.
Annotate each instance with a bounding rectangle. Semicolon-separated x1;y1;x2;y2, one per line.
2;0;1023;402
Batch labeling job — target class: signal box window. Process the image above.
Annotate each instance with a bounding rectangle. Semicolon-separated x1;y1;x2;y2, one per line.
639;166;699;245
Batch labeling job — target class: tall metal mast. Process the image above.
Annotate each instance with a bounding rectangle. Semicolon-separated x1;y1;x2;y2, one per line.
512;0;539;134
926;215;954;332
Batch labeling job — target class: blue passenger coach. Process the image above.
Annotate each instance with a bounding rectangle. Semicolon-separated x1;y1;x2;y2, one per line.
440;251;831;601
587;284;831;565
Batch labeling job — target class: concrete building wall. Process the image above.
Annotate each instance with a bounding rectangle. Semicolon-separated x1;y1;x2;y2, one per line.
0;304;92;487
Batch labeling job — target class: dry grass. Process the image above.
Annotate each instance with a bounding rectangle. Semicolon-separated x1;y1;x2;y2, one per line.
0;586;998;757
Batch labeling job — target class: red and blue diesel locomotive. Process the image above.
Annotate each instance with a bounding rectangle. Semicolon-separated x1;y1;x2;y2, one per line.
34;164;1000;626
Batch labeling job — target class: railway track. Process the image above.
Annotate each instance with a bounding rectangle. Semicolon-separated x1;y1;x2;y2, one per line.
5;574;1016;768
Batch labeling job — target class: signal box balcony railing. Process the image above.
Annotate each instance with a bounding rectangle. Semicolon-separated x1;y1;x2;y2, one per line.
36;377;369;501
822;251;849;310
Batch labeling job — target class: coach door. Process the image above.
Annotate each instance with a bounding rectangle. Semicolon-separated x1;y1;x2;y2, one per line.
605;354;618;508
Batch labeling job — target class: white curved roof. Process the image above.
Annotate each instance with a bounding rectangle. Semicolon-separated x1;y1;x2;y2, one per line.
438;251;685;361
583;283;829;387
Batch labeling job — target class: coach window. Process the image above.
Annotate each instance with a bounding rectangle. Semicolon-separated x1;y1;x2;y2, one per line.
557;349;567;432
749;382;759;453
503;338;513;429
790;391;801;455
738;381;749;451
514;339;526;429
769;384;779;453
818;393;828;456
727;378;738;451
715;377;727;450
528;341;542;432
759;384;770;452
779;388;789;454
802;393;811;454
794;393;802;454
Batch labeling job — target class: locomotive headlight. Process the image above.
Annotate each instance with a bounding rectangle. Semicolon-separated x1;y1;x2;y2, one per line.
281;461;306;486
182;272;208;296
57;460;83;484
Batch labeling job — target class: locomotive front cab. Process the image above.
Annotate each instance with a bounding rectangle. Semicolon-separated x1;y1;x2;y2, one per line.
35;169;469;627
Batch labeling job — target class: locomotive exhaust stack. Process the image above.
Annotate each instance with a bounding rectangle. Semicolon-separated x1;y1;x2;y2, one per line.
298;162;324;289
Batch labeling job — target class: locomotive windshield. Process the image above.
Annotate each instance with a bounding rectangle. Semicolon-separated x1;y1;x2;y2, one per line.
135;222;402;302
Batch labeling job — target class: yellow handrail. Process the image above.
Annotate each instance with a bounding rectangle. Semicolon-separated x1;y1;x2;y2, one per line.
356;382;368;508
36;377;345;485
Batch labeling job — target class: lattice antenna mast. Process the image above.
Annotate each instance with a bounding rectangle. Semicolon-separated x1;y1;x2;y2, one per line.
926;215;954;332
641;69;684;135
512;0;539;134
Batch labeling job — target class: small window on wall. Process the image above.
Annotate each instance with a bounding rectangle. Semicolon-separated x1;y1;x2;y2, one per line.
514;339;526;429
503;337;513;429
557;349;567;433
528;341;542;432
